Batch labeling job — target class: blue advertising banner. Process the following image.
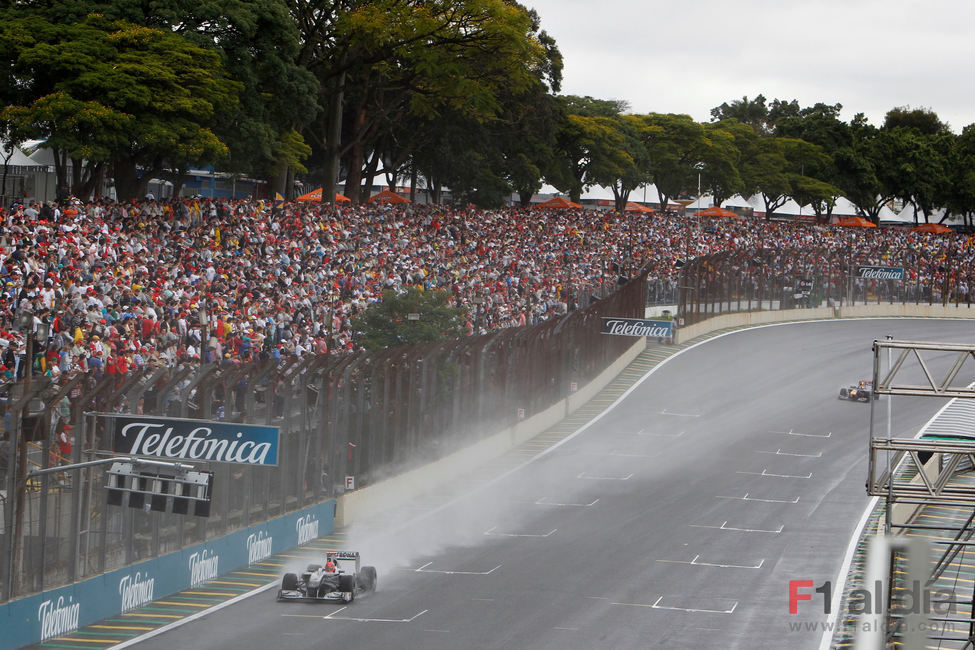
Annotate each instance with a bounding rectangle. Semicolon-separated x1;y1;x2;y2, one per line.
0;500;335;650
601;317;672;338
856;265;904;280
106;414;280;466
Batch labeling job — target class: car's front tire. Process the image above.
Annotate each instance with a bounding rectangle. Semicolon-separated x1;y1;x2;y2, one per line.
282;573;298;591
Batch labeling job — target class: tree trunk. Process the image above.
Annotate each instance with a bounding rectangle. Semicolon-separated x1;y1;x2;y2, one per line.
113;154;140;201
360;149;380;199
322;67;346;206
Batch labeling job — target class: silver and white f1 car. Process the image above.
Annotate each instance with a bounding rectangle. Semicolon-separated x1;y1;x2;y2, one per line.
277;551;377;603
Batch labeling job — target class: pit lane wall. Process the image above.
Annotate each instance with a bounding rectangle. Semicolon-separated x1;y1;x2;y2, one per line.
0;499;335;650
336;336;648;527
674;304;975;344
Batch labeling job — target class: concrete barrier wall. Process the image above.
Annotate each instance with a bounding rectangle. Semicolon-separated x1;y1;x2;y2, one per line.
676;303;975;344
338;337;647;528
676;308;834;343
839;303;975;319
0;500;335;650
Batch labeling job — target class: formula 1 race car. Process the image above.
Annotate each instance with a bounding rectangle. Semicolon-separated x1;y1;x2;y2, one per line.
839;380;875;402
277;551;377;603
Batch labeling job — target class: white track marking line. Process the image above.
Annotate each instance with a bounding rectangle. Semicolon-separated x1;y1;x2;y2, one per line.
659;409;700;417
618;596;738;614
770;429;832;438
415;562;502;575
324;609;429;623
758;449;822;458
535;496;599;507
716;492;799;504
577;471;633;480
635;429;685;438
484;526;556;538
554;626;580;631
689;521;783;534
737;468;813;479
656;555;764;570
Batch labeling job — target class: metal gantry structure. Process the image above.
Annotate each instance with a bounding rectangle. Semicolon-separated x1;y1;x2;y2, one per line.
865;339;975;648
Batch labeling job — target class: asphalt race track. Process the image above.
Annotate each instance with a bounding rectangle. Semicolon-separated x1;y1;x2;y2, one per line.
126;319;975;650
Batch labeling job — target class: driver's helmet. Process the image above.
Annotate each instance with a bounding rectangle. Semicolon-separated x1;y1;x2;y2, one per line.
325;560;336;572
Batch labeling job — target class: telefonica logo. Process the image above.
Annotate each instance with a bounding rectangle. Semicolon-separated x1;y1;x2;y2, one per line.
189;549;219;587
118;422;274;465
857;266;904;280
297;515;319;545
247;531;273;564
38;595;81;641
119;571;155;612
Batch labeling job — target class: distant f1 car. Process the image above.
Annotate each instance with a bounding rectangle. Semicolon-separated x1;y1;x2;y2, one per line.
277;551;377;602
839;380;875;402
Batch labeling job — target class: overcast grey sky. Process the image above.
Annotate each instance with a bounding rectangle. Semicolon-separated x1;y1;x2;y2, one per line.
528;0;974;132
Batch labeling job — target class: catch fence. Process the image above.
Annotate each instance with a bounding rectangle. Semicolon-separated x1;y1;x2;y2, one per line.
0;268;646;603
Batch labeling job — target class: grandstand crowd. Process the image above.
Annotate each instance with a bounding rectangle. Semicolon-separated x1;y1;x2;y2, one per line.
0;196;968;381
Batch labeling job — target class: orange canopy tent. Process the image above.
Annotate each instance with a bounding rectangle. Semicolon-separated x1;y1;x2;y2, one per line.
912;222;953;234
369;189;409;203
696;206;738;218
624;202;655;214
537;196;582;209
836;216;877;228
295;187;351;202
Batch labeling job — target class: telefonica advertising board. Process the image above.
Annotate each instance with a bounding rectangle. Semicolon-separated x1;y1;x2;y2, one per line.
107;414;280;466
600;317;672;338
856;266;905;280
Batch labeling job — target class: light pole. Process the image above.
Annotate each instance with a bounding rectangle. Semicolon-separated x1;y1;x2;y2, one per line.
198;300;208;365
472;296;484;333
7;309;47;597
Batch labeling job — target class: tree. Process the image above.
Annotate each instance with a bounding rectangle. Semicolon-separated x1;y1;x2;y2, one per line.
635;113;710;209
548;96;629;203
292;0;559;204
353;288;468;350
710;94;768;133
946;124;975;227
0;13;240;199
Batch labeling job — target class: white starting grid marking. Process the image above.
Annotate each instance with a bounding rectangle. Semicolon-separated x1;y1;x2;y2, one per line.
577;472;633;481
656;555;764;570
535;496;599;507
659;409;700;418
771;428;832;439
415;562;502;575
689;521;783;535
484;526;557;538
635;428;685;438
737;468;813;479
609;597;738;615
286;607;429;623
758;449;822;458
716;492;800;504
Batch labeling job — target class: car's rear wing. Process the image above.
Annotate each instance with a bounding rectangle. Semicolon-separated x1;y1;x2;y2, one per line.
326;551;360;560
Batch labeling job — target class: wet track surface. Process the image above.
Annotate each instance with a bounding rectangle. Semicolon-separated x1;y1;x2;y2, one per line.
43;319;975;650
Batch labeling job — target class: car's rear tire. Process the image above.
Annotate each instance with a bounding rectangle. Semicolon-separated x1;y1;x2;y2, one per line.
359;566;377;593
306;563;322;573
282;573;298;591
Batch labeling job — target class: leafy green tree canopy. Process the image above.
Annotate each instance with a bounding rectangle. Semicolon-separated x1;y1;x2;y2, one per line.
353;288;469;350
